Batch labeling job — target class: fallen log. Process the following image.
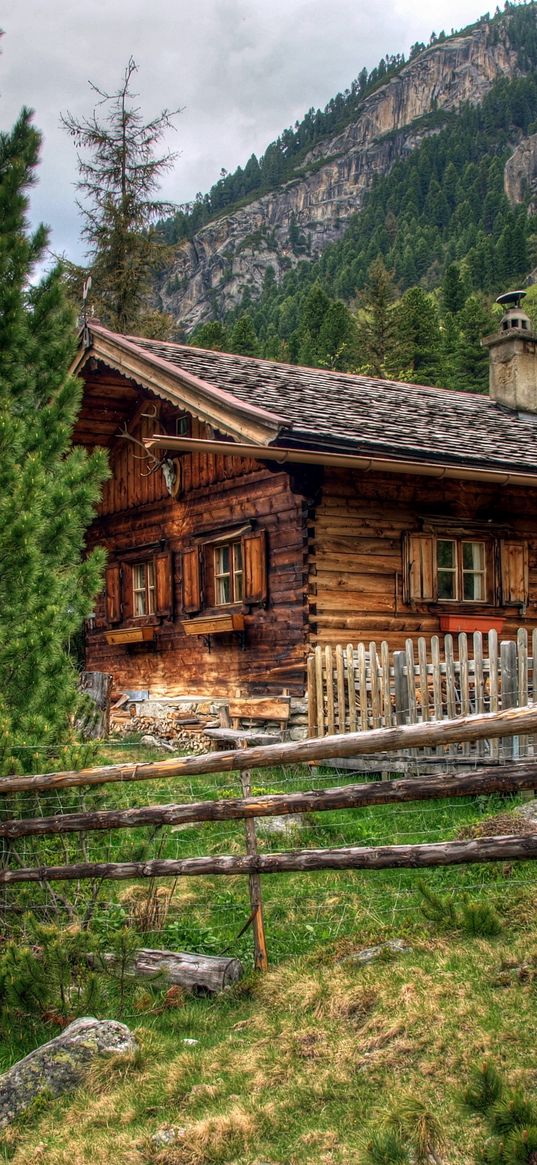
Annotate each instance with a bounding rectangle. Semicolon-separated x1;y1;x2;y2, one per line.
1;833;536;884
2;760;537;839
0;705;536;794
99;949;243;993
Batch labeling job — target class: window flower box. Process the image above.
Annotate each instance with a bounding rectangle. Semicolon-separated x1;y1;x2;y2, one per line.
104;626;156;646
439;614;504;634
182;613;245;636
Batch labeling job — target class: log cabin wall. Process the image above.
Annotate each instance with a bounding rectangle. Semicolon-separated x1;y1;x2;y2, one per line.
309;467;537;649
81;383;309;699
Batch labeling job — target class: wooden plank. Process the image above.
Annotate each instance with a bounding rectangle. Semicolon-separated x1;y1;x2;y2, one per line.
518;627;529;757
325;645;335;736
501;639;518;760
489;628;499;761
227;698;291;722
459;633;470;756
335;645;346;734
431;635;443;724
357;642;368;731
474;631;485;756
532;628;537;706
380;639;392;728
315;644;325;738
444;635;457;725
369;642;381;729
346;644;357;733
394;651;409;726
417;637;429;723
405;639;417;724
307;653;316;738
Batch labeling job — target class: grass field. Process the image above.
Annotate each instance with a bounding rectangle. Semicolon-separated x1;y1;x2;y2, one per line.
1;741;536;1162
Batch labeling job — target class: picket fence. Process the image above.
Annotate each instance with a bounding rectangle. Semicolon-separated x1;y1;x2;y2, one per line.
306;628;537;761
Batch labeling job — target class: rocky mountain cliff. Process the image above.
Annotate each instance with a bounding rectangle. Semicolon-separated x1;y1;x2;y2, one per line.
159;19;524;331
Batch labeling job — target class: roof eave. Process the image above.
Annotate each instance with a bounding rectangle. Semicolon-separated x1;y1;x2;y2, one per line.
144;434;537;489
71;324;287;446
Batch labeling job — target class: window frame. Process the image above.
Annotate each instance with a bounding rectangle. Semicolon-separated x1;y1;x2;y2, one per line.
404;531;528;608
213;540;244;607
436;537;488;604
132;559;157;617
104;548;174;628
181;527;267;617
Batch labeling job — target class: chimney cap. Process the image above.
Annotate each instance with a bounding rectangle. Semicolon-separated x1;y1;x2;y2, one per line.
496;289;527;309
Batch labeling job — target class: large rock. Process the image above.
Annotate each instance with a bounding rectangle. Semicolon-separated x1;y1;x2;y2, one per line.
0;1016;137;1126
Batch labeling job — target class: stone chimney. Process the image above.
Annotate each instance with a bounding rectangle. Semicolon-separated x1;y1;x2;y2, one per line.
482;290;537;412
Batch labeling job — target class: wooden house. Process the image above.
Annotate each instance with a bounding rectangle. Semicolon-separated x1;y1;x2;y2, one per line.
72;302;537;712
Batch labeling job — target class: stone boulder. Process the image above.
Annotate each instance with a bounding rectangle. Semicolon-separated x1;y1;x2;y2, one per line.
0;1016;137;1126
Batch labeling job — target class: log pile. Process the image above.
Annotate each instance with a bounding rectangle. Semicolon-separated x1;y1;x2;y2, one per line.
110;698;218;754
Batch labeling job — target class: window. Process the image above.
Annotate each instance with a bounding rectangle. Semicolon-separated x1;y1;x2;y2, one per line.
133;561;156;616
182;529;267;614
214;542;243;605
437;539;486;602
404;532;528;607
105;551;173;625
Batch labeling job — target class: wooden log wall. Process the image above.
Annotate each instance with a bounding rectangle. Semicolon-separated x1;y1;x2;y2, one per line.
309;468;537;650
80;368;309;699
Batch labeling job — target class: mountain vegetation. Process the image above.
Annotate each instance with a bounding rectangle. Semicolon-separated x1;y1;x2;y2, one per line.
174;4;537;391
158;6;515;245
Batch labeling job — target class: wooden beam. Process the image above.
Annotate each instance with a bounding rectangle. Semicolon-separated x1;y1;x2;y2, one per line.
3;760;537;840
2;834;537;885
1;706;537;794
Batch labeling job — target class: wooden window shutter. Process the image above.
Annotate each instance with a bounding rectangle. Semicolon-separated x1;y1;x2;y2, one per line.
404;533;436;602
155;552;174;617
182;547;202;613
243;529;267;605
105;564;121;624
500;541;529;605
121;562;134;620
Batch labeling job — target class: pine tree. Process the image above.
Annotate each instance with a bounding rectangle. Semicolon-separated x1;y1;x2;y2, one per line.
193;320;230;351
394;287;443;384
453;294;497;392
0;110;108;773
62;58;179;334
355;258;399;377
229;314;259;356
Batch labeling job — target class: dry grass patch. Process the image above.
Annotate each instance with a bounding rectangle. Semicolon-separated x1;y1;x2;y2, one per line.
148;1105;257;1165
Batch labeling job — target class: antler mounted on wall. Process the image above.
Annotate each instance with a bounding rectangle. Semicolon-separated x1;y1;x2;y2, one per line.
117;404;182;495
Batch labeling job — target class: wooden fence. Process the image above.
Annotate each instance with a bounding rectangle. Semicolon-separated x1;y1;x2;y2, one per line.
307;628;537;761
2;706;537;971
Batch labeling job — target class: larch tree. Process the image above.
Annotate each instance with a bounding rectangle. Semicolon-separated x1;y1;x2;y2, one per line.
62;58;180;335
0;109;108;774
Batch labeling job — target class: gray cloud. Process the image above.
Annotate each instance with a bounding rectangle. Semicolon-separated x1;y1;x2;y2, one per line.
2;0;485;262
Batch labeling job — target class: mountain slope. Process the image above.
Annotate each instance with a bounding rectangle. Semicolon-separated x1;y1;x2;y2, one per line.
158;6;537;331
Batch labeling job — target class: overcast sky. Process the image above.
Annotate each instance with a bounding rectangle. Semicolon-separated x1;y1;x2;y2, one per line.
3;0;489;265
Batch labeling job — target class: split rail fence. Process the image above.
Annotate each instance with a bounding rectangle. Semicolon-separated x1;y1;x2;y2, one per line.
307;628;537;763
1;707;537;969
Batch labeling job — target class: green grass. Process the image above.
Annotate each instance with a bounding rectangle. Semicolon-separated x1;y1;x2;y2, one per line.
1;746;537;1162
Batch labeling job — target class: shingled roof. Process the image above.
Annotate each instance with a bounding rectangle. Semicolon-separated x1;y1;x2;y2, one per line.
83;324;537;478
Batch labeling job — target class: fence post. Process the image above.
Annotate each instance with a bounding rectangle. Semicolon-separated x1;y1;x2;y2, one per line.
501;640;519;760
394;651;409;726
238;740;269;972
